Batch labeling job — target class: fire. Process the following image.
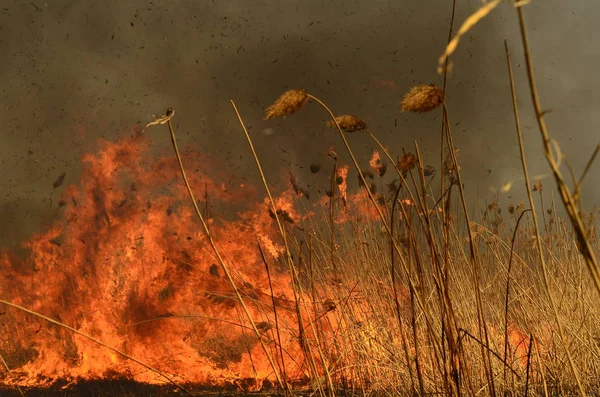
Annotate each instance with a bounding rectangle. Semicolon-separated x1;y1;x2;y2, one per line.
0;130;561;393
507;325;530;368
369;151;381;170
0;133;304;388
336;165;348;205
2;132;409;391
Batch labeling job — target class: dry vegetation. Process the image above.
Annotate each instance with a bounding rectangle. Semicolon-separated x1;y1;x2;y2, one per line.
197;3;600;395
215;84;599;395
2;2;600;397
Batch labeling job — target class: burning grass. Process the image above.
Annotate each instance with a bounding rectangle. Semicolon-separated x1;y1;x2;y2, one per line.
2;3;600;397
1;107;598;396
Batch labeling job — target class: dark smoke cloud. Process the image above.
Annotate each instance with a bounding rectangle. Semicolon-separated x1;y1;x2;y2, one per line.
1;0;598;247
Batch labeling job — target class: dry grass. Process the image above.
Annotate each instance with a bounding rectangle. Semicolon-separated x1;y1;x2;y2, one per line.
4;96;599;396
2;2;599;396
242;146;600;395
217;72;598;395
242;8;599;391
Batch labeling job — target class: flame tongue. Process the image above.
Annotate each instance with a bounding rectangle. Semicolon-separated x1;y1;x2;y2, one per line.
1;135;302;387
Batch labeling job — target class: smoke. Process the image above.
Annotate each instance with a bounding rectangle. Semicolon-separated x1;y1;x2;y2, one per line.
0;0;598;247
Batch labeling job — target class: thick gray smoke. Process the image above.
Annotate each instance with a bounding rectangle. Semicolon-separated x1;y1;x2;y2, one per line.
1;0;598;249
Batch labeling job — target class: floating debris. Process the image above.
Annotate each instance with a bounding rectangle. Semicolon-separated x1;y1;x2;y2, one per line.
209;264;220;278
52;172;67;189
268;208;294;224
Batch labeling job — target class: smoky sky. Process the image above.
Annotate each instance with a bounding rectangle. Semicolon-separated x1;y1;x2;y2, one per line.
1;0;598;249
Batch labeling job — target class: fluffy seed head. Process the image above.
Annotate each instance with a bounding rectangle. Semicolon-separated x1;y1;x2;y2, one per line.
327;115;367;132
264;89;309;119
397;153;417;174
401;84;444;113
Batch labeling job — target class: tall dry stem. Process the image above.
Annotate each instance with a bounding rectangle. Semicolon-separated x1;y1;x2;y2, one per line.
516;3;600;298
504;35;586;395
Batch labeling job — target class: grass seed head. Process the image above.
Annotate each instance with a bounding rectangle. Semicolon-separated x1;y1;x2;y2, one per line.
264;89;309;119
444;148;460;176
397;153;417;174
326;115;367;132
508;203;515;215
401;84;444;113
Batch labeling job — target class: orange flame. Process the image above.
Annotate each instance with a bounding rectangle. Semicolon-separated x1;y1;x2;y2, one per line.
337;165;348;205
0;135;303;388
369;152;381;171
